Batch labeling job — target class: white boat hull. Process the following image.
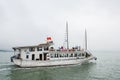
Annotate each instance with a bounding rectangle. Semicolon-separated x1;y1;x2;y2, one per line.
13;56;96;67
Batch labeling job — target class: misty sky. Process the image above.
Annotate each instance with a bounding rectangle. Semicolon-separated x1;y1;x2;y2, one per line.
0;0;120;51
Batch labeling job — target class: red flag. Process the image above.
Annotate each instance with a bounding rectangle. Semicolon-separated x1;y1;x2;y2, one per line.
47;37;52;40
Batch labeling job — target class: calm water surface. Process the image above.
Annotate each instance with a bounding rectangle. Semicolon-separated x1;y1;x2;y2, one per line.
0;51;120;80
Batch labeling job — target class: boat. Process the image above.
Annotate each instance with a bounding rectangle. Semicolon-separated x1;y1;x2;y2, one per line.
11;22;97;67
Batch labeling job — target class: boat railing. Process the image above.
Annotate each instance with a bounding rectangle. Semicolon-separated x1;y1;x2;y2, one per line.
49;49;84;53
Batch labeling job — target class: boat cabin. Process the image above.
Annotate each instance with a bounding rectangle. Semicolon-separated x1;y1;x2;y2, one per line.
13;43;90;62
13;43;52;61
12;36;91;61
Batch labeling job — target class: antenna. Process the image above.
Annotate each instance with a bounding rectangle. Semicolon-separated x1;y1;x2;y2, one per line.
85;29;87;50
66;21;69;50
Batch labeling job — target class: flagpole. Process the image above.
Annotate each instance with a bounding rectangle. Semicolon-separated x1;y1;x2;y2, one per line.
66;21;69;50
85;29;87;50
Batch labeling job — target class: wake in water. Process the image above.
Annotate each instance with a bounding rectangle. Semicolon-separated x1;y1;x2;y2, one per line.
0;68;11;72
0;62;23;72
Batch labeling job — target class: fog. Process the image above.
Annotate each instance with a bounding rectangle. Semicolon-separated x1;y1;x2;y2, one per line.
0;0;120;51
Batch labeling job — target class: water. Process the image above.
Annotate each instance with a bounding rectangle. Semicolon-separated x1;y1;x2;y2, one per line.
0;51;120;80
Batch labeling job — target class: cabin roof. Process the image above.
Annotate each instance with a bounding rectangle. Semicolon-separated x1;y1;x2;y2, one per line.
13;43;50;49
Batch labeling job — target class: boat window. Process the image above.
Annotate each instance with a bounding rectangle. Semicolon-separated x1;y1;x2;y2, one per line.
82;53;84;56
56;54;59;58
55;54;57;58
37;47;42;51
64;54;68;57
39;54;42;60
70;53;73;57
60;54;63;57
66;54;68;57
60;54;62;57
74;53;77;57
44;47;49;51
54;54;58;58
29;47;35;52
49;47;54;51
78;53;81;57
50;54;53;58
62;54;65;57
32;54;35;60
26;55;29;59
64;54;66;57
16;54;20;59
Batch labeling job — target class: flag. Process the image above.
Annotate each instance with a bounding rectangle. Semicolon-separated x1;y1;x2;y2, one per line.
47;37;52;41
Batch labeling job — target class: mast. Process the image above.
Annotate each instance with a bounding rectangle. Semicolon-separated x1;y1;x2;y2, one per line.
85;29;87;50
66;21;69;50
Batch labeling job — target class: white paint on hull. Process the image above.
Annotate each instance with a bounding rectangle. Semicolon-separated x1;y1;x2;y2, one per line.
13;56;96;67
